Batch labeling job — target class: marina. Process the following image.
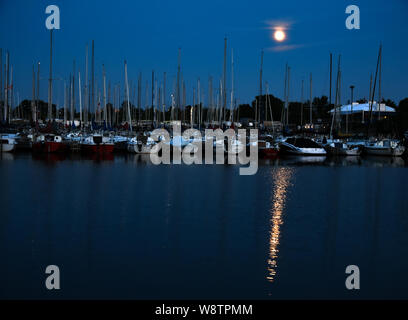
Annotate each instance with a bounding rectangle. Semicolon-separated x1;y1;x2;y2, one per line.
1;0;408;304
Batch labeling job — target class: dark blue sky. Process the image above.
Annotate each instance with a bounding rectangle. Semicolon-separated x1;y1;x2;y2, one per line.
1;0;407;109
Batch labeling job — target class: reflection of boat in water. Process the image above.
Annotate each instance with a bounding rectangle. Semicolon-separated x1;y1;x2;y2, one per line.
278;155;326;165
32;152;67;162
324;156;362;166
279;137;326;156
325;142;361;156
131;154;153;164
83;152;114;161
0;152;15;160
361;155;406;167
363;139;405;157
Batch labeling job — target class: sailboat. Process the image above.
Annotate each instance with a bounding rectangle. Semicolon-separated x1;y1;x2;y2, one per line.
324;141;361;156
32;134;68;153
81;133;114;154
363;139;405;156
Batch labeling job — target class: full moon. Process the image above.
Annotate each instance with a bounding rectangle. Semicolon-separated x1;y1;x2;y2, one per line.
274;30;286;42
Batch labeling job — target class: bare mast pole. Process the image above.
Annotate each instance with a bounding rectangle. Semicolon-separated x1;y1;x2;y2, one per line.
222;37;227;124
329;53;332;105
91;40;95;123
36;62;40;123
309;73;312;125
124;60;132;132
70;74;74;124
79;71;82;127
198;79;201;130
32;66;36;122
0;49;2;109
64;82;67;124
163;72;166;123
4;51;9;123
300;79;304;127
378;45;382;120
281;63;287;124
259;49;263;125
103;64;107;124
48;30;53;121
286;66;290;126
176;49;181;121
230;49;234;123
137;73;141;124
85;44;88;126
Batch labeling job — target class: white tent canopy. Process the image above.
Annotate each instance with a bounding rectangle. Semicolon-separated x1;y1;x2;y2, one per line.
329;101;396;114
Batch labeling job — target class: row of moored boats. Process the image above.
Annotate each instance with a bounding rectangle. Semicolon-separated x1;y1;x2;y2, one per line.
0;132;407;158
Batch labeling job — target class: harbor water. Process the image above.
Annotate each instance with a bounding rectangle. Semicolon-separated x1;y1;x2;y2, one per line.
0;153;408;299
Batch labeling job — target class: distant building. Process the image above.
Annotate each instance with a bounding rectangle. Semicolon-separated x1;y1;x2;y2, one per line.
329;101;396;122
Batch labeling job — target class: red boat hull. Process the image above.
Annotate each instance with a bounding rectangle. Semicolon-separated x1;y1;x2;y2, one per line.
260;148;279;158
32;141;68;153
81;144;114;154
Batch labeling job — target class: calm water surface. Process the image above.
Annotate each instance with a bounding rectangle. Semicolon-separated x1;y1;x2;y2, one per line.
0;153;407;299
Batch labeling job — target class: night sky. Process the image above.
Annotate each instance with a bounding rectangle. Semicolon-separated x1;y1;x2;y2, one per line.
1;0;407;109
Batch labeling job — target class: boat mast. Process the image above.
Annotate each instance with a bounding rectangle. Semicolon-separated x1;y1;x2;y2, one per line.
300;79;304;127
124;60;132;132
191;87;195;128
281;63;287;124
163;72;166;123
72;60;76;123
85;44;88;127
63;82;67;124
137;73;141;124
209;76;213;124
103;65;107;124
176;49;181;121
4;51;9;123
368;44;382;136
329;53;332;105
309;73;312;126
36;62;40;123
197;78;201;130
151;70;154;125
48;30;53;121
0;49;2;112
108;81;111;127
154;80;158;127
91;40;95;123
222;37;227;124
259;49;263;126
10;66;13;121
378;45;382;120
32;65;36;122
230;49;234;123
79;71;82;127
286;66;290;126
182;81;186;124
145;81;148;122
70;73;74;124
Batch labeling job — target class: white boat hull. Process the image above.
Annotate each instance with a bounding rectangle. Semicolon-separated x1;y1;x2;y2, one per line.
279;142;326;156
